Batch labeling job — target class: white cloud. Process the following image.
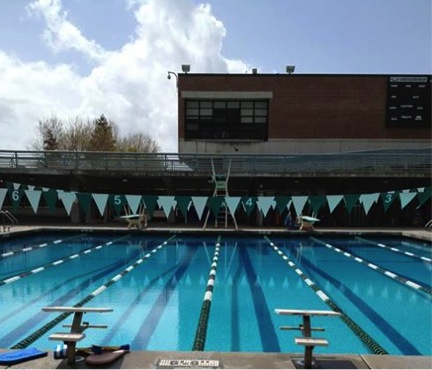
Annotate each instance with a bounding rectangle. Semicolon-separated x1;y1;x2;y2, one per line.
0;0;249;152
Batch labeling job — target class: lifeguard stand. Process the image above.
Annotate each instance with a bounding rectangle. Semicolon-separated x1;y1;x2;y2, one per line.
203;159;238;229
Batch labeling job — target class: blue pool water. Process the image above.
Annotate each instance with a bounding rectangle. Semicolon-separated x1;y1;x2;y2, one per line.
0;231;431;355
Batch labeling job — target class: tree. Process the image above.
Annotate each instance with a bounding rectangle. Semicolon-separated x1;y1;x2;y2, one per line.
30;116;64;151
89;115;116;151
117;132;160;153
29;115;160;153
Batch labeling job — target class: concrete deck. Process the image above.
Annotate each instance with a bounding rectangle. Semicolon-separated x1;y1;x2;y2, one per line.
1;349;431;369
1;226;430;369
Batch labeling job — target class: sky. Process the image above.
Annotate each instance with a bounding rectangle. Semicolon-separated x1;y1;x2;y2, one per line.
0;0;430;153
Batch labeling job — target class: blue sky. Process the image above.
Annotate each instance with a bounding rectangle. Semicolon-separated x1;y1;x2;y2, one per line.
0;0;430;152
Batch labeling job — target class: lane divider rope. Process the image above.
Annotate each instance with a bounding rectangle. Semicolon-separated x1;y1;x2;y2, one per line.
264;236;388;355
11;235;176;349
355;236;432;263
0;235;130;286
0;233;88;259
311;237;432;296
192;236;221;351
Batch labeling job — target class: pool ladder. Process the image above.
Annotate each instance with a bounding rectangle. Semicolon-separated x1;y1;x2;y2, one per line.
1;210;18;232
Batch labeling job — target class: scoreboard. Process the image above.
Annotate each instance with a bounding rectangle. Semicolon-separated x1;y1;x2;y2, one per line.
386;75;431;127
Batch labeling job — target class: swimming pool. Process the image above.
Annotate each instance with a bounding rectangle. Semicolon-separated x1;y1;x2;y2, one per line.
0;230;431;356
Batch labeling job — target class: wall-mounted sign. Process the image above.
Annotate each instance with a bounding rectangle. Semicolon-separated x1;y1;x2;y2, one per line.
386;75;431;127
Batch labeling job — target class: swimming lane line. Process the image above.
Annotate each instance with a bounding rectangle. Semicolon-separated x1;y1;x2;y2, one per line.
0;232;87;259
355;236;432;263
0;235;130;286
192;236;221;351
311;237;432;296
11;235;175;349
263;236;387;355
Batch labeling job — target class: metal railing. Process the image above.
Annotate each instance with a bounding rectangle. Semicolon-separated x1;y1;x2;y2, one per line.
1;210;18;232
0;148;430;177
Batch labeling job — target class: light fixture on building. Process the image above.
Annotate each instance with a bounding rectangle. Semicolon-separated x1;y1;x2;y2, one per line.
167;71;178;80
181;64;190;73
286;65;295;74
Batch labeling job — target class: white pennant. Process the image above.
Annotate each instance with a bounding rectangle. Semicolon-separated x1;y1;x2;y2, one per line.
59;192;76;216
399;192;417;209
192;197;208;220
291;196;308;217
158;196;176;218
125;195;143;215
359;193;379;215
24;190;42;214
92;193;109;217
256;197;276;218
327;195;343;213
225;197;241;217
12;183;20;190
0;188;7;210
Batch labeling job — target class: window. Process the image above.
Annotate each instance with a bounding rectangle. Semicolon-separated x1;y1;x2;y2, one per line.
184;99;269;140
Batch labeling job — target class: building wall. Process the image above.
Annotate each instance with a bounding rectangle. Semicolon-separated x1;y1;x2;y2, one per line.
177;74;431;154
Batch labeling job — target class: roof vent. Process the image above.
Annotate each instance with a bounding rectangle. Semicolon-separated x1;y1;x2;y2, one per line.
252;68;258;74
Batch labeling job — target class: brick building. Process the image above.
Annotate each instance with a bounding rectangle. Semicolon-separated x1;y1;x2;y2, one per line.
177;73;431;154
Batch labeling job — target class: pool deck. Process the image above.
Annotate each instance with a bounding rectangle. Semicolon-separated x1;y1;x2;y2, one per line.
1;349;431;369
1;225;431;369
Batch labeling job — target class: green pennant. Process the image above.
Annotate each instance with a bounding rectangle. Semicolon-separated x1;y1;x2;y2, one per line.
344;194;360;214
308;195;326;214
207;196;225;217
109;194;126;216
175;196;192;218
241;196;257;216
9;189;23;212
76;193;92;214
274;196;291;213
381;192;398;212
41;189;58;211
142;195;158;218
417;188;432;208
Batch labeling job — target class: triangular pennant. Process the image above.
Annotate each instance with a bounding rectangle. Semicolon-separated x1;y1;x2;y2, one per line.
125;195;143;215
242;196;257;216
381;192;397;212
327;195;343;213
417;188;432;208
359;193;379;215
76;193;92;214
291;196;308;217
109;194;126;216
207;197;225;217
191;196;208;220
42;189;58;211
9;189;23;212
92;193;109;217
344;194;360;214
41;187;50;192
59;191;76;216
256;197;275;218
308;195;326;214
27;185;35;191
0;188;8;210
12;183;20;190
24;189;42;214
175;196;192;218
158;196;176;218
142;195;158;218
274;196;291;213
399;192;417;210
225;196;241;218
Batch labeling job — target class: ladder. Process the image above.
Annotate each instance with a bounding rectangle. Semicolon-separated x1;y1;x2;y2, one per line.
203;159;238;229
1;210;18;232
